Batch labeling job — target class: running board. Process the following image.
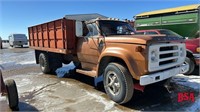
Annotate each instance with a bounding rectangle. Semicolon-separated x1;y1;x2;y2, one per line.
76;69;97;77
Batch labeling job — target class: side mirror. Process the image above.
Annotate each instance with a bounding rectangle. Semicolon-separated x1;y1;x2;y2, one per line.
76;21;83;37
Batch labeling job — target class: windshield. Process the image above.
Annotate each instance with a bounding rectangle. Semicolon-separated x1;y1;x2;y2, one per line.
99;20;135;36
13;34;27;41
159;30;184;39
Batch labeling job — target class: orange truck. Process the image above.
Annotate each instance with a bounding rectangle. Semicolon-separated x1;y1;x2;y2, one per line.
28;14;188;104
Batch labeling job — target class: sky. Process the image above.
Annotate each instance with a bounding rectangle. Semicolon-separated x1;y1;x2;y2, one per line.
0;0;199;40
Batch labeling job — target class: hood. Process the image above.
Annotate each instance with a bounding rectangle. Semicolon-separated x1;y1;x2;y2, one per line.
185;38;200;47
105;35;184;45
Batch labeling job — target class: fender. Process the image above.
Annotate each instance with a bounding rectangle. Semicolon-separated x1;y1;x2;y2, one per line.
186;49;194;55
97;47;147;80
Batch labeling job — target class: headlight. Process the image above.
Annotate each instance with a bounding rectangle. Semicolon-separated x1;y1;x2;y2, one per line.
151;50;158;62
196;47;200;53
179;47;184;57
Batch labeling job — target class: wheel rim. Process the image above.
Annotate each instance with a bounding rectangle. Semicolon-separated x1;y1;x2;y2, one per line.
106;71;121;96
183;60;189;73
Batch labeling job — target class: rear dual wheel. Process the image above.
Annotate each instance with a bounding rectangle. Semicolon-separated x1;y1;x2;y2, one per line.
39;53;62;74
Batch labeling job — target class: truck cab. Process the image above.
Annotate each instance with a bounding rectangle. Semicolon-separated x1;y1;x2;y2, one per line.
8;34;28;48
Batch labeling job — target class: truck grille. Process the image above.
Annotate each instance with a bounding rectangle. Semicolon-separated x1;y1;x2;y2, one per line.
159;46;179;66
148;43;185;72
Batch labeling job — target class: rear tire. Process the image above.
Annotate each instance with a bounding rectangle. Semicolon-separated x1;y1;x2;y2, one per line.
5;79;19;110
39;53;51;74
183;57;195;75
103;63;133;104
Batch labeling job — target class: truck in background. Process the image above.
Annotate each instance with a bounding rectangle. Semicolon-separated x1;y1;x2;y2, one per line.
134;4;200;75
0;36;2;49
28;13;188;104
185;37;200;73
8;34;28;48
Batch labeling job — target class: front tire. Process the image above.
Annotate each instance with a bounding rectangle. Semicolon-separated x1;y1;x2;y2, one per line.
5;79;19;110
39;53;51;74
183;57;195;75
103;63;133;104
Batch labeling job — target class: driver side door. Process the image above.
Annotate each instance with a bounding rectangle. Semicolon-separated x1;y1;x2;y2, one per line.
77;23;103;70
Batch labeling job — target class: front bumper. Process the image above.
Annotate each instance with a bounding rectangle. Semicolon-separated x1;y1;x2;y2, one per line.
13;41;27;46
140;64;189;86
193;54;200;65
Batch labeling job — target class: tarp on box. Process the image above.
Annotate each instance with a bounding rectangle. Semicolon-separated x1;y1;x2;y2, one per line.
65;13;108;21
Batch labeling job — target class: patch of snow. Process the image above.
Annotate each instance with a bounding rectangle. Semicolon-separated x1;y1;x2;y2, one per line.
171;74;200;90
59;81;72;87
19;60;35;65
56;62;76;78
185;97;200;111
17;78;32;88
172;74;200;111
0;51;36;71
86;91;115;111
0;96;6;101
60;81;65;84
29;85;44;93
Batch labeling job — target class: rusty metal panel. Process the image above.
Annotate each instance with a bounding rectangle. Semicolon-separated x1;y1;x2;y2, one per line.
33;27;38;47
66;19;76;50
28;18;76;54
55;20;64;49
28;28;33;46
42;24;48;47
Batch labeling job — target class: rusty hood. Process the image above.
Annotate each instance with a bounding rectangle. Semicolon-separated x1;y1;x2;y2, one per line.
105;35;184;45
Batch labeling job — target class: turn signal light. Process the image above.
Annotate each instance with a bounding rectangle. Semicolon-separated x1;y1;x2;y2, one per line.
196;47;200;53
136;46;143;52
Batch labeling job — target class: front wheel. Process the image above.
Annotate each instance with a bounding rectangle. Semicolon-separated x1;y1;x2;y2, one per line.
103;63;133;104
183;57;195;75
5;79;19;110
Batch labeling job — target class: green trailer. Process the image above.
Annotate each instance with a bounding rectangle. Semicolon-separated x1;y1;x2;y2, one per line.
135;4;200;39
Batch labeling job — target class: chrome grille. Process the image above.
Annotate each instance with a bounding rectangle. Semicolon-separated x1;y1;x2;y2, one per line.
148;43;186;72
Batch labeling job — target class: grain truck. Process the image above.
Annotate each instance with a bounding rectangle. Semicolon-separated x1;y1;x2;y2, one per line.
28;13;188;104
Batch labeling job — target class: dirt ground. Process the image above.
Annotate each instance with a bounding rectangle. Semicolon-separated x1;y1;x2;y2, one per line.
0;44;199;111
